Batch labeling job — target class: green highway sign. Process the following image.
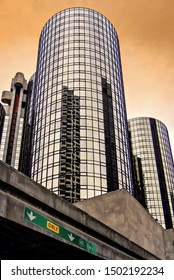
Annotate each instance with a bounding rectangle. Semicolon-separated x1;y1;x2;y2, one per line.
24;207;97;255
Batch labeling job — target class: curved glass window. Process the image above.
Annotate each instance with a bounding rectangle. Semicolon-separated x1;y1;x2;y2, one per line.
129;117;174;228
31;8;133;202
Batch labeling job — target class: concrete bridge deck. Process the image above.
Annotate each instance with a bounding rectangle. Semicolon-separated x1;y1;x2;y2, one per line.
0;160;171;259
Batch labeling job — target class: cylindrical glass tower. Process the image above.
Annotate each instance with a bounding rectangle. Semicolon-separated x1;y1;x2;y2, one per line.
31;8;133;202
129;117;174;228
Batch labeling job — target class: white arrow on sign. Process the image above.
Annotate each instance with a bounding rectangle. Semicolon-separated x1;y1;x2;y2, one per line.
27;211;36;221
68;233;75;242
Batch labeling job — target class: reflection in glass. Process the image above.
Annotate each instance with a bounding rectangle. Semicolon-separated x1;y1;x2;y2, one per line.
31;7;133;202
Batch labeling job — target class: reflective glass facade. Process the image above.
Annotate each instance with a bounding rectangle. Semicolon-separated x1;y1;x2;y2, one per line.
31;8;133;202
129;117;174;228
131;155;147;209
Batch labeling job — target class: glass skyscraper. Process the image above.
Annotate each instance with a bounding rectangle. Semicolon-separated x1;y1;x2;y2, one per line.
31;7;133;202
129;117;174;228
0;72;27;170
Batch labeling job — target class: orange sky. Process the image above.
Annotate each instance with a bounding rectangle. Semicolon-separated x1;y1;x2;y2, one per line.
0;0;174;154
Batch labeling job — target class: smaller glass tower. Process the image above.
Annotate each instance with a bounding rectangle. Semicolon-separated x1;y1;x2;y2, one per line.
129;117;174;229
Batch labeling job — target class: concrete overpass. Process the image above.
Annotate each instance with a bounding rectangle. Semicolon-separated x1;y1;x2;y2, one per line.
0;161;173;259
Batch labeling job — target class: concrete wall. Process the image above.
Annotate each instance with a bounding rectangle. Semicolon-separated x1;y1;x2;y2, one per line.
163;229;174;259
1;160;173;259
1;160;159;260
75;189;166;259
